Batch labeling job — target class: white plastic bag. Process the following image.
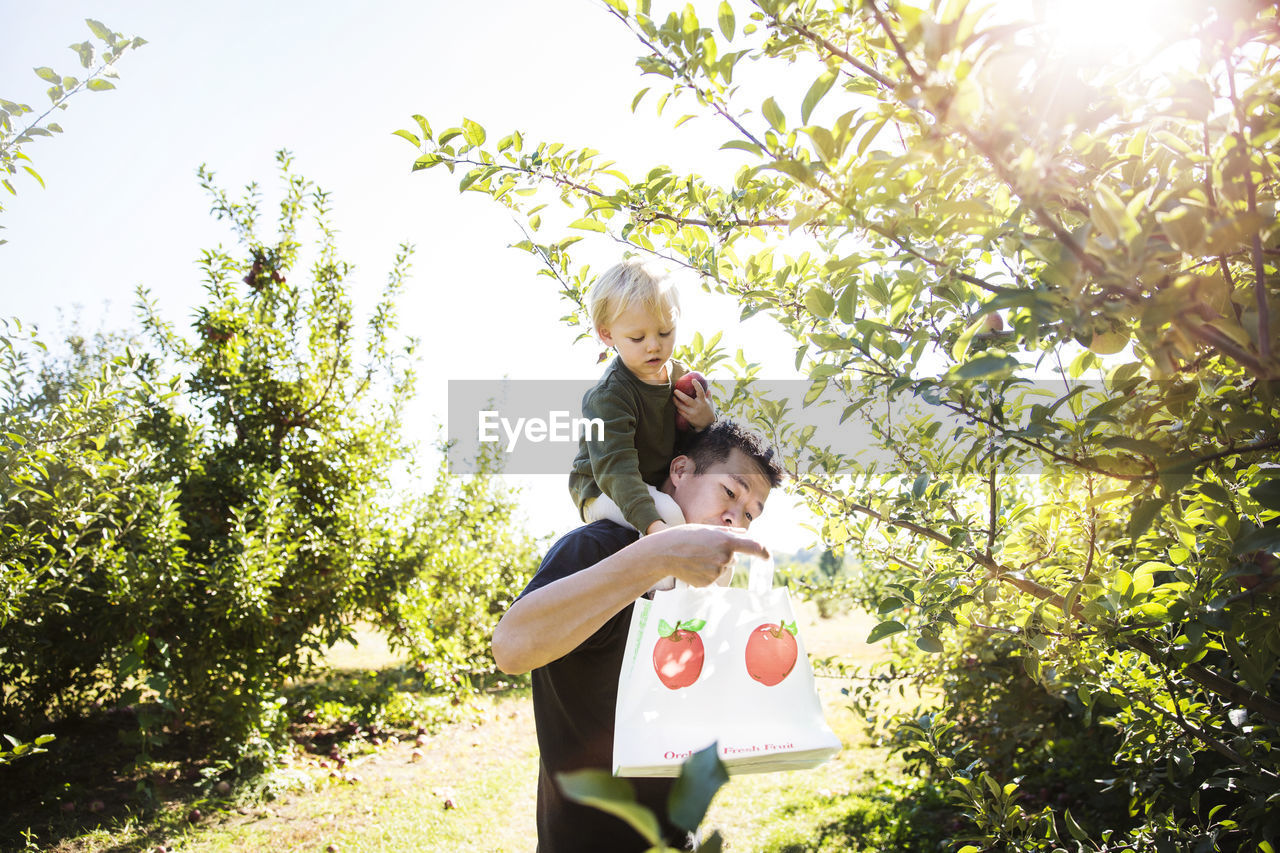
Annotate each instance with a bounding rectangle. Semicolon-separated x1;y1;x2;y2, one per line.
612;555;842;777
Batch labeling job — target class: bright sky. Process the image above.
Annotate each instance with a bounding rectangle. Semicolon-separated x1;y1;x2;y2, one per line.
1;0;819;551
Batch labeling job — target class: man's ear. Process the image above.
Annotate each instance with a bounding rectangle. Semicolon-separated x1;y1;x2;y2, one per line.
669;454;693;485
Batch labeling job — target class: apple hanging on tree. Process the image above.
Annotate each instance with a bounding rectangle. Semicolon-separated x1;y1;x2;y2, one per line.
745;621;798;686
673;371;709;431
652;619;706;689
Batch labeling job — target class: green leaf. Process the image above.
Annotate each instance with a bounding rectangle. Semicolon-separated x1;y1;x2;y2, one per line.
804;287;834;319
1250;479;1280;512
86;79;116;92
85;18;113;41
558;770;662;845
411;113;432;140
836;284;858;324
867;620;906;643
70;41;94;68
717;1;735;39
912;473;929;499
950;314;988;362
569;218;608;233
1128;498;1167;540
1233;525;1280;556
679;619;707;633
800;70;837;124
762;97;785;132
461;118;486;146
877;596;905;614
1064;808;1089;841
768;160;812;183
1093;185;1140;243
720;139;762;156
658;619;675;638
391;129;420;146
34;67;60;84
916;636;944;654
949;354;1019;380
667;743;729;832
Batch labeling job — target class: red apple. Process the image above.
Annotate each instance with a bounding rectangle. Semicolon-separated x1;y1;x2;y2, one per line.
745;621;799;686
652;619;706;689
673;371;709;431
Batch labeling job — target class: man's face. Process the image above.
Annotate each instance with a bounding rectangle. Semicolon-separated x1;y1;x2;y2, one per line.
669;448;770;529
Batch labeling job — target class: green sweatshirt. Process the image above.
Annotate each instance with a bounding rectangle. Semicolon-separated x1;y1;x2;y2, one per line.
568;357;690;533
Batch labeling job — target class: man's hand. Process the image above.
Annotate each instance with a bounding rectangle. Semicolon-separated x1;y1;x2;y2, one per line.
492;524;768;674
642;523;768;587
673;383;716;431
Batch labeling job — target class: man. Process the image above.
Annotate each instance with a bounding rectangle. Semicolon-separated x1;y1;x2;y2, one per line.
492;421;785;852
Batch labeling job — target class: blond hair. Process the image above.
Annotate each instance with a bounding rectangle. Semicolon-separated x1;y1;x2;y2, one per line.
588;259;680;334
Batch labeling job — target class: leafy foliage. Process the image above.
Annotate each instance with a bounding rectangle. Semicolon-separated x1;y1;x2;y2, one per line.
401;0;1280;847
559;742;730;852
0;18;145;241
377;444;546;693
0;153;537;776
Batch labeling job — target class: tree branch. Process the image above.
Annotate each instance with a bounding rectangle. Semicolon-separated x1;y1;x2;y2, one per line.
1226;51;1272;364
795;473;1280;724
1157;671;1272;777
768;16;894;91
864;0;924;86
1183;320;1275;379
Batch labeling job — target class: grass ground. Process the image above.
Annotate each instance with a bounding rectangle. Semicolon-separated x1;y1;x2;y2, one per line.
10;604;936;853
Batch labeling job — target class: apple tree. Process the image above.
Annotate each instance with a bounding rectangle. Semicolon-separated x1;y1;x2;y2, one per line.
400;0;1279;846
1;152;539;778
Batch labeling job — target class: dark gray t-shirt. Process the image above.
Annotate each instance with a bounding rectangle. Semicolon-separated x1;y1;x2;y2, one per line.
519;521;687;853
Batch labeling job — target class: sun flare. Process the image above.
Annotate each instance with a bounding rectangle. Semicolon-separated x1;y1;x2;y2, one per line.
996;0;1203;72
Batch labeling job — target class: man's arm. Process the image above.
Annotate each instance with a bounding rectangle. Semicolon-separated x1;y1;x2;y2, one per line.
491;525;768;675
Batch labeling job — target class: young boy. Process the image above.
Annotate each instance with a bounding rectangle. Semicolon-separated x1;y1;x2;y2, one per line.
568;259;716;544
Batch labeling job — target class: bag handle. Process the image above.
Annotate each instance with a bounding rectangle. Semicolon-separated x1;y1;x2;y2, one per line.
668;552;774;592
671;552;774;592
744;553;775;593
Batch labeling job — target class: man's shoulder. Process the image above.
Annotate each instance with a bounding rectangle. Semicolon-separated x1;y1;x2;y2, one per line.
546;520;639;565
519;521;640;600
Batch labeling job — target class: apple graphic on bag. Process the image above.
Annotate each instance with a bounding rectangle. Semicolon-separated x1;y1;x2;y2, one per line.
652;619;706;689
745;621;798;686
673;371;709;431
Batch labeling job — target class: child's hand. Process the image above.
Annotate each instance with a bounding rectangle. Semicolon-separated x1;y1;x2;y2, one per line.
673;382;715;431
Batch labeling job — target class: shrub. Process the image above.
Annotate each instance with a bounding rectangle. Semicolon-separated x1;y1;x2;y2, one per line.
0;153;537;777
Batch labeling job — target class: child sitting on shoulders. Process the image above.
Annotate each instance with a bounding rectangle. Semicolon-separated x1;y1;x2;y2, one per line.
568;259;716;550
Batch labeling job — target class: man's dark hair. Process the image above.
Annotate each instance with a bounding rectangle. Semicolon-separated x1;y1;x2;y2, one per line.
681;419;785;487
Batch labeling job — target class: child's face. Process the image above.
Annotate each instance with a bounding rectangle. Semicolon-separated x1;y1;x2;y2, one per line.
599;303;676;384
